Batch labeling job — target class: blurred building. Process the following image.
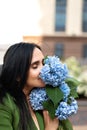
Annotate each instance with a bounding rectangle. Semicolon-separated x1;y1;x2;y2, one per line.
23;0;87;65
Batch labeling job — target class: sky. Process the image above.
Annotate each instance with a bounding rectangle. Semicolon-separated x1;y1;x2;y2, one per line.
0;0;42;45
0;0;42;63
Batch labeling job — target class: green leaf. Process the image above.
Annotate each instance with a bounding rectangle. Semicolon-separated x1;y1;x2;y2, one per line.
70;87;79;98
43;100;55;119
44;56;48;61
65;77;80;87
58;124;63;130
46;85;64;107
59;119;73;130
65;77;80;98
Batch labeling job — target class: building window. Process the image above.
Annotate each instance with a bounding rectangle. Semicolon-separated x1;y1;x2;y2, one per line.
83;44;87;58
55;0;67;31
55;43;64;58
82;0;87;32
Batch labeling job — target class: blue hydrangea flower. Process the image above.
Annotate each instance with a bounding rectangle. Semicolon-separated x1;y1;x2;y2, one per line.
55;102;69;120
55;97;78;120
68;97;78;116
29;88;48;110
29;55;78;122
40;56;69;87
59;82;70;99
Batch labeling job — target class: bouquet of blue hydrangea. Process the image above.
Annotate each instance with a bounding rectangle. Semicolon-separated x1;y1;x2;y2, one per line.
29;56;80;130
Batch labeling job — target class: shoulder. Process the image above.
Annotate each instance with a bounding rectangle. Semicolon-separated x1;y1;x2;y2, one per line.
1;93;18;110
0;93;20;130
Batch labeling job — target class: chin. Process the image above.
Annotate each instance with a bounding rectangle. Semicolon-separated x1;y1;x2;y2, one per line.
41;82;46;87
40;84;46;88
38;83;46;88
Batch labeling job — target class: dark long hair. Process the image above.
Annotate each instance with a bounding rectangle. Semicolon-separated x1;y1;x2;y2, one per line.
0;42;41;130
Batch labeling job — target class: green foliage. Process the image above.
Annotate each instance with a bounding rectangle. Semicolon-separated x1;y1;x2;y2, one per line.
43;85;64;119
46;85;64;107
77;70;87;97
43;100;55;119
65;56;82;77
66;77;80;98
65;56;87;97
65;77;80;87
58;119;73;130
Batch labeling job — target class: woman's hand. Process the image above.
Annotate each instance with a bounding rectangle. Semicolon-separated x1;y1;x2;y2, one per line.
43;110;59;130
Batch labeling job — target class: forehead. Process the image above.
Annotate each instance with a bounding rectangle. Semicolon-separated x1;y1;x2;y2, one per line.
31;48;44;62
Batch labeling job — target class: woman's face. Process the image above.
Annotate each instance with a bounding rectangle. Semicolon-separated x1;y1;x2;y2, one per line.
25;47;45;92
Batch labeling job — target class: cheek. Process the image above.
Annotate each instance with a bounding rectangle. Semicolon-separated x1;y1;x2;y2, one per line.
30;70;39;78
27;70;39;82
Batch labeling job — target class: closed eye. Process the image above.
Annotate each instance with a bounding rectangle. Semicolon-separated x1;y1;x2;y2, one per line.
31;61;39;69
31;59;44;69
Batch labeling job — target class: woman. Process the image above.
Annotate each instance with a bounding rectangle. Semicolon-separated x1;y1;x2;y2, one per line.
0;42;59;130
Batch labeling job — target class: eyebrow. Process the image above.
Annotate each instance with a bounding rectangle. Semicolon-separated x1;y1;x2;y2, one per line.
31;61;39;66
31;58;44;65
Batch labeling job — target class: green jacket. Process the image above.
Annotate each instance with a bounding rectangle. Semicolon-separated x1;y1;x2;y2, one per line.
0;93;44;130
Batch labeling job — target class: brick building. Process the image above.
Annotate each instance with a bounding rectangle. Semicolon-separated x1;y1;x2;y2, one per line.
23;0;87;64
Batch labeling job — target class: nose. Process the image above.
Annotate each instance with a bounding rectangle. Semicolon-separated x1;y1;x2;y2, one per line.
40;62;44;69
39;62;44;75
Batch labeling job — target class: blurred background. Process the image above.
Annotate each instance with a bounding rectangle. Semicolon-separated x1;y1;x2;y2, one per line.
0;0;87;130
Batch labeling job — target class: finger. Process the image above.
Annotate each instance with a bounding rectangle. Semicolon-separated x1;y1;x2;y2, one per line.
43;110;50;123
53;117;59;125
